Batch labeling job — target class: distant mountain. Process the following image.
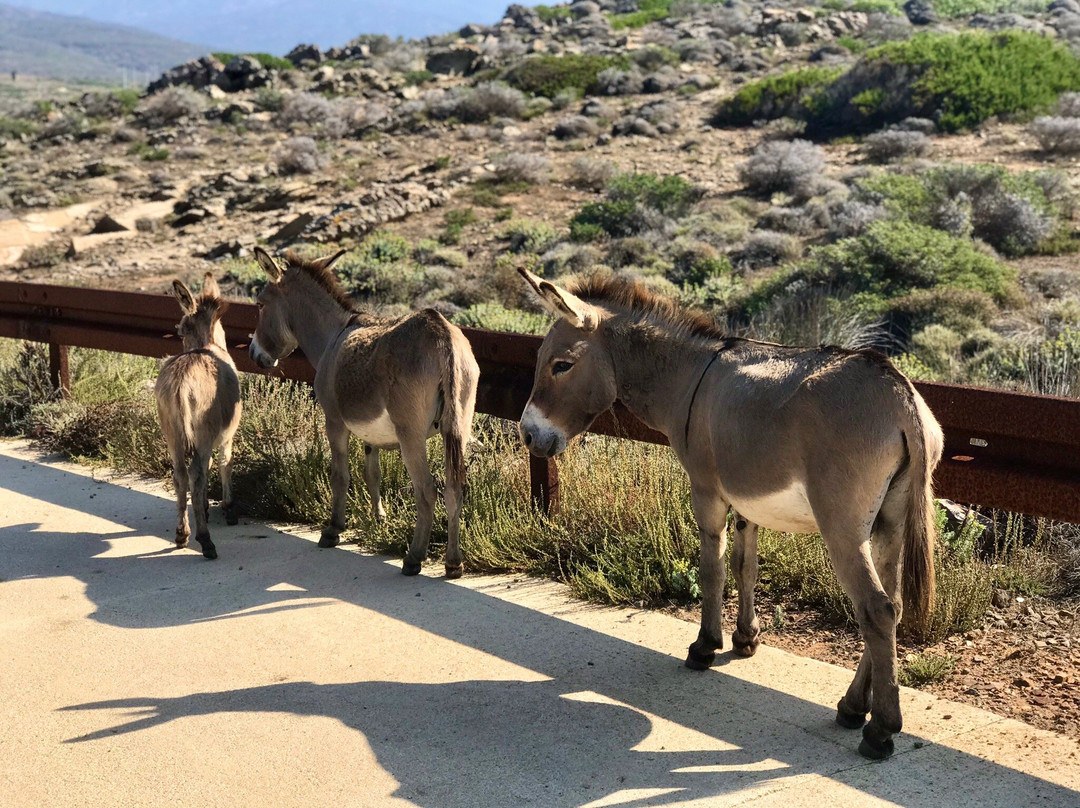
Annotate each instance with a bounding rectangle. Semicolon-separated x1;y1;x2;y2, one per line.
0;1;511;54
0;3;207;84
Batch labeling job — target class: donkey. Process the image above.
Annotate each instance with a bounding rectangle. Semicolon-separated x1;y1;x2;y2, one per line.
155;274;243;560
249;247;479;577
517;268;943;760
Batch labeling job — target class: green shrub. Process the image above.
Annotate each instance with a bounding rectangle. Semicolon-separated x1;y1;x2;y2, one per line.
898;653;956;686
452;303;551;334
713;66;844;127
503;219;559;254
932;0;1044;17
746;220;1018;317
607;172;703;218
358;230;410;264
0;116;38;140
608;0;673;29
535;4;572;22
716;32;1080;136
404;69;434;86
570;200;643;240
505;53;626;98
212;52;294;71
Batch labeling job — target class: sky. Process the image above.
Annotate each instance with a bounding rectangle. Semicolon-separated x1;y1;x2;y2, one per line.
7;0;513;52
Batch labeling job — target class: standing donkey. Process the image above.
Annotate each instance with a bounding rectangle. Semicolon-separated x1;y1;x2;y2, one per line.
156;273;242;560
517;269;943;760
248;248;479;577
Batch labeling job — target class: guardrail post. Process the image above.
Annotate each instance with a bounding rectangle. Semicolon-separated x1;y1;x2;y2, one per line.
529;454;560;515
48;343;70;398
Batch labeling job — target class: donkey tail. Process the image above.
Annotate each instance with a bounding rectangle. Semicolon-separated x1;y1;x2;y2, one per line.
900;386;944;633
431;312;478;488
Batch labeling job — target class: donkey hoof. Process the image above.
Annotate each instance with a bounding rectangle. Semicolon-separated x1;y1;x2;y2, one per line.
858;734;895;760
224;503;239;526
685;644;716;671
318;530;340;549
444;563;464;580
175;532;190;549
835;699;868;730
196;534;217;560
731;631;760;657
402;559;422;576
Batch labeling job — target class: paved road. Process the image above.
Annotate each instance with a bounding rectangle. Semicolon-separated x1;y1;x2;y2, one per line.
1;439;1077;807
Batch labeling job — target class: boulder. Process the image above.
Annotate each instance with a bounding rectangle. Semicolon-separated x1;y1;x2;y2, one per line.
903;0;939;25
286;43;323;66
215;56;272;93
425;47;482;76
147;55;224;94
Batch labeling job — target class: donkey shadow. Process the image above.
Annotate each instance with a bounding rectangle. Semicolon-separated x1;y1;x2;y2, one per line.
2;448;1078;808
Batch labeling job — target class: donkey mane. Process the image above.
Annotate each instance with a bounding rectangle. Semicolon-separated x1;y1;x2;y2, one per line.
283;249;360;313
194;292;228;321
567;274;729;341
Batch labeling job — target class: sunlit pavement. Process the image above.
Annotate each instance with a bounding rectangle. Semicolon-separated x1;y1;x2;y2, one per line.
1;438;1077;808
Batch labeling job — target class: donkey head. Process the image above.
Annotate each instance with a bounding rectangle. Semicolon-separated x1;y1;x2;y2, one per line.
249;248;346;368
171;273;228;352
517;267;617;457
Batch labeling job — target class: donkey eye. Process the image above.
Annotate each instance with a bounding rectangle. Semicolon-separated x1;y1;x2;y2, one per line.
552;360;574;376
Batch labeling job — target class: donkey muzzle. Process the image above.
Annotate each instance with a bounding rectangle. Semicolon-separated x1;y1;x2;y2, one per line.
519;404;567;457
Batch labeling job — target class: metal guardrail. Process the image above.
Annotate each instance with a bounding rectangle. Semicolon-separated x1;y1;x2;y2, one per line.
2;279;1079;523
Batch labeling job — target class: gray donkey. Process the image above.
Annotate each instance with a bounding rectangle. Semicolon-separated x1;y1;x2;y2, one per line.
518;268;943;760
156;274;242;559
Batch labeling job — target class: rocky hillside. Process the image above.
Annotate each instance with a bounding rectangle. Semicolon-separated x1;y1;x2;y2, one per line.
1;0;1078;397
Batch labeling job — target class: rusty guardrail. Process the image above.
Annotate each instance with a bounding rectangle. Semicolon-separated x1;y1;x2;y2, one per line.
2;279;1079;523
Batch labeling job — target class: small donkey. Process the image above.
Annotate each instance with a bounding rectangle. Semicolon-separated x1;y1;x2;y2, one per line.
155;273;243;559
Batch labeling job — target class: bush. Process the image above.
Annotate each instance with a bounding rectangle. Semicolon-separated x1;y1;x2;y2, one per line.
569;157;618;191
274;136;326;175
553;115;598;140
713;66;844;127
570;200;645;240
138;87;207;128
606;172;703;218
593;66;645;96
668;243;732;287
429;82;527;123
716;32;1080;136
863;129;933;162
493;152;551;185
276;92;351;137
732;230;802;270
609;0;674;29
453;303;551;334
1030;116;1080;155
505;53;625;98
738;139;826;199
212;52;293;71
503;219;559;254
745;219;1018;320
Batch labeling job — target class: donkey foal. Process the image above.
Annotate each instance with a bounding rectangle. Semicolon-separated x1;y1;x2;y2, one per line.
155;274;242;559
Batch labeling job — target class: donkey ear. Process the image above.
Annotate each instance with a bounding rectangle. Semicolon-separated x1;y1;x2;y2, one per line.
253;246;284;282
171;280;197;314
311;249;347;272
201;272;221;299
518;267;598;331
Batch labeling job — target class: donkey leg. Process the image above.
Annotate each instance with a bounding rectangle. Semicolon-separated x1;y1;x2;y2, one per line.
686;486;729;670
220;438;238;526
730;514;761;657
399;434;436;576
320;418;351;548
443;468;464;580
363;445;386;522
188;450;216;559
824;532;901;759
171;452;190;548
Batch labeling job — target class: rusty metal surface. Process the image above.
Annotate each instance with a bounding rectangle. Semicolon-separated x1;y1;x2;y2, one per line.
2;280;1079;523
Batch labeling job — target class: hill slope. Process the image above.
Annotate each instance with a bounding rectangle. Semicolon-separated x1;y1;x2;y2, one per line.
0;3;206;83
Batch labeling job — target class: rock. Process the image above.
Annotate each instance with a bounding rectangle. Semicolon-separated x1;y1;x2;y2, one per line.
170;207;211;228
215;55;272;93
147;55;224;94
89;214;129;234
504;4;546;33
1050;0;1080;11
903;0;939;25
459;23;488;37
1013;676;1032;688
810;43;850;63
286;43;323;66
425;47;482;76
992;589;1011;609
204;240;246;260
571;1;601;18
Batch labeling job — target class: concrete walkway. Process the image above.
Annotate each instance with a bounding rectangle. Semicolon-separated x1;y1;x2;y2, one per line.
0;439;1077;808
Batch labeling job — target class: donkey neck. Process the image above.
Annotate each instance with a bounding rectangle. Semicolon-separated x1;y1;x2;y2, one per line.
285;275;359;363
606;318;727;451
